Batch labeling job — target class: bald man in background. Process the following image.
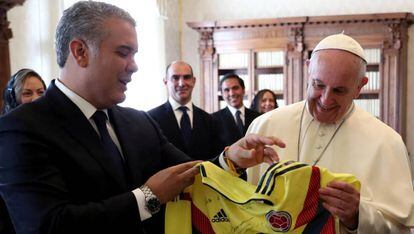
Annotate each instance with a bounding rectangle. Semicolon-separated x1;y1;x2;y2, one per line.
148;61;221;160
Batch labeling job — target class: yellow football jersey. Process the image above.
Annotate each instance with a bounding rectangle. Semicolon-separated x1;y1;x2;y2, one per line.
165;161;360;234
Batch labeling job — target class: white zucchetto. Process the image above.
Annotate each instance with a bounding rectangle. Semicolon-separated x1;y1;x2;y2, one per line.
312;33;366;62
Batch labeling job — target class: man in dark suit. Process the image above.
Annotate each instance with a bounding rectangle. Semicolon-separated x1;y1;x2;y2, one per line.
0;2;283;234
148;61;220;160
212;73;260;150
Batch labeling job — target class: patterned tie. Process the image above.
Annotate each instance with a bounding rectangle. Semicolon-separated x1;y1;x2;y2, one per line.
178;106;192;148
92;111;126;182
236;110;244;135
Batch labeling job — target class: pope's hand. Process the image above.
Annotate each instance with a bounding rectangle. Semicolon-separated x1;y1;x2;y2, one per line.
225;134;285;169
319;181;360;230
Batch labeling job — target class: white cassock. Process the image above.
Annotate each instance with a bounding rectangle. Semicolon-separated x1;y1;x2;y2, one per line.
247;100;414;233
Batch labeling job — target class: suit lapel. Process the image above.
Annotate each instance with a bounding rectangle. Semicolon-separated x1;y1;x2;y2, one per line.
223;107;241;137
244;109;253;132
165;102;188;150
164;102;181;134
191;106;201;135
189;105;204;151
109;107;146;187
244;108;259;132
46;82;127;190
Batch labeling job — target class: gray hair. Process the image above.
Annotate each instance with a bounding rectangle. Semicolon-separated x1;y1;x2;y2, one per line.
55;1;136;68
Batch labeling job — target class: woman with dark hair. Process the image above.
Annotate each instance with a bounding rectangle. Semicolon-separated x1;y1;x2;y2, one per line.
250;89;278;114
0;68;45;233
1;68;46;114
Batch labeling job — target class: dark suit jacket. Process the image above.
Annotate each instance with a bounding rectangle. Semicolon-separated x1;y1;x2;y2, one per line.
0;197;14;234
0;82;192;234
212;106;260;150
148;102;221;160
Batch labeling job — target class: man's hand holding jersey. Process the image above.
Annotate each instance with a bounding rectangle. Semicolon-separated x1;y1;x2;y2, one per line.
143;134;284;204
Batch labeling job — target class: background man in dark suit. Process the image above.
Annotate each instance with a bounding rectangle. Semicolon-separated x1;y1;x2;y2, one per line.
0;2;284;233
212;73;260;150
148;61;221;160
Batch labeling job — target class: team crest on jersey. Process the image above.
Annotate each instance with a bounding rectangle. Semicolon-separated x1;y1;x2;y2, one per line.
266;210;291;232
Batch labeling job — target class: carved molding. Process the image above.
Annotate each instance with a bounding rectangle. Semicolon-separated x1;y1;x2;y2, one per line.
0;0;25;11
187;17;306;31
0;10;11;40
0;0;26;110
214;29;285;41
188;13;414;32
385;23;402;50
199;30;215;60
0;0;25;40
287;26;304;53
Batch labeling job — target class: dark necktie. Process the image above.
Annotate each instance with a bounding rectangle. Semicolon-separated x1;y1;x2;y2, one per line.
178;106;192;148
236;110;244;135
92;111;126;181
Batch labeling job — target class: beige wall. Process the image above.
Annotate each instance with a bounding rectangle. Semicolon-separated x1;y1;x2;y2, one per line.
8;0;62;85
180;0;414;171
164;0;181;65
407;26;414;172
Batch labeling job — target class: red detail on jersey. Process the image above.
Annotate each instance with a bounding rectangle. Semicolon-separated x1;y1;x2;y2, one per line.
191;202;215;234
321;215;335;234
295;166;320;228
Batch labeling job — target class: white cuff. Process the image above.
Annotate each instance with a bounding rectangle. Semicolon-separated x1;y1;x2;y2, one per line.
219;152;230;171
344;225;358;234
132;188;152;221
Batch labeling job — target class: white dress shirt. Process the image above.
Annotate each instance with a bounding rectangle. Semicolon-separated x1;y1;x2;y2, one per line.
55;79;151;221
227;105;245;125
168;96;193;128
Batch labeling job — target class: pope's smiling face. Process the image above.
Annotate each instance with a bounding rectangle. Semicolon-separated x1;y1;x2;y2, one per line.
306;50;368;124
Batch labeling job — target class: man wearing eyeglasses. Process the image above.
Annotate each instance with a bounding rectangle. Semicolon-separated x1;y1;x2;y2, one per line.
148;61;221;160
